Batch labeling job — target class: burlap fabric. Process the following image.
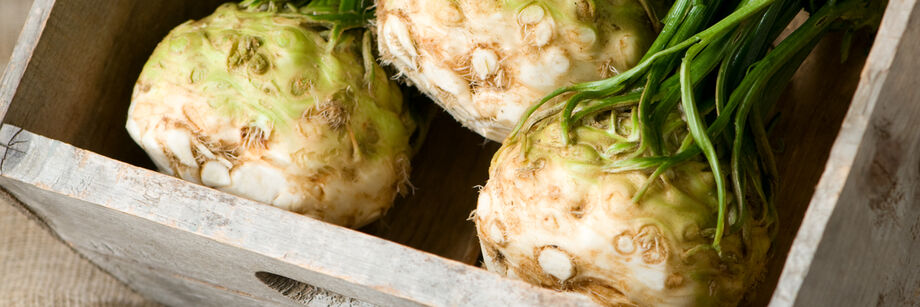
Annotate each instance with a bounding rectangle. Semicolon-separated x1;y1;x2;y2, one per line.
0;190;160;306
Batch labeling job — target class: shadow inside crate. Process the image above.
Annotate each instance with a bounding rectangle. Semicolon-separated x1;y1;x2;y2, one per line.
361;112;499;265
745;30;873;305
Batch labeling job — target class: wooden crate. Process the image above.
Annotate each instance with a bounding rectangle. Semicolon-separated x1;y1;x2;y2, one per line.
0;0;915;306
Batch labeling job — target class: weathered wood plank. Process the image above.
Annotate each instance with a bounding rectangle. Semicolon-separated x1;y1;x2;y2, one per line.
0;124;597;307
1;174;373;307
771;0;920;305
0;0;52;123
77;250;334;307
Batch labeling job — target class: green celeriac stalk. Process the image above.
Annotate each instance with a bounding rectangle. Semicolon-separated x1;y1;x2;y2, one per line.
512;0;883;252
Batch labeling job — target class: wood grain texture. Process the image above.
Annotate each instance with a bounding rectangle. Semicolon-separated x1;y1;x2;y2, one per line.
0;0;50;123
771;0;920;305
0;124;597;307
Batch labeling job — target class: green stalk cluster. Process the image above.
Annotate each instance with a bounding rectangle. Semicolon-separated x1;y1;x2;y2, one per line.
510;0;884;253
240;0;373;44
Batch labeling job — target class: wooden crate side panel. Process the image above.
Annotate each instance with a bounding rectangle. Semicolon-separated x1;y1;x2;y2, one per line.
796;9;920;307
0;177;375;307
772;0;920;305
80;251;301;307
0;125;597;307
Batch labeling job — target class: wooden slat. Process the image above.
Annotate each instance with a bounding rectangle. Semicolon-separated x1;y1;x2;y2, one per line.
771;0;920;305
0;175;373;307
0;0;52;123
0;124;597;307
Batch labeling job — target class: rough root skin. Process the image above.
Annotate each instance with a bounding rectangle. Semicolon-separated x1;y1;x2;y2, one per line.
375;0;658;141
475;117;770;306
126;4;415;228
